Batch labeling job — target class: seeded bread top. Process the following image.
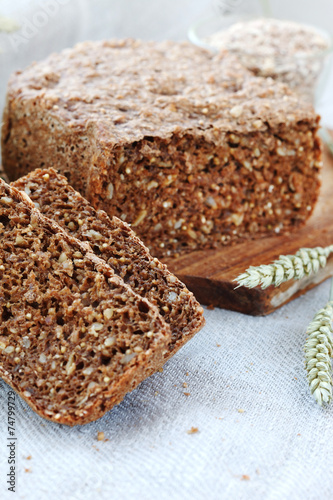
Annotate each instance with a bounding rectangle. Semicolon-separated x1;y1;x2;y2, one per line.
7;39;317;147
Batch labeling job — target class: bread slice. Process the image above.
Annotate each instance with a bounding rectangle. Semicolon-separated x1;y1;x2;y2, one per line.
0;179;171;426
12;168;205;360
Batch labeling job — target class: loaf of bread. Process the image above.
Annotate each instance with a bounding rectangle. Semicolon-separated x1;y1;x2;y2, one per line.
12;168;205;358
0;179;172;425
2;39;321;258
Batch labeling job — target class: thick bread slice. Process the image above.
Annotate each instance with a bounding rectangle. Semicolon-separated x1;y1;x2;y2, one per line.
12;168;205;359
0;179;171;426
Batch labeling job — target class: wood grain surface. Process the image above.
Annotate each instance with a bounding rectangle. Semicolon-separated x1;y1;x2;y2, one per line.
165;145;333;316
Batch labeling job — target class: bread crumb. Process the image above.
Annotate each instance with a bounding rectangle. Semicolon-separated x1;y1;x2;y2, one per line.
184;392;191;397
154;391;159;396
97;432;105;441
237;409;245;413
24;468;32;473
187;427;199;434
158;368;164;373
207;304;215;310
183;382;188;388
185;372;189;376
216;343;221;347
241;475;250;481
26;455;32;460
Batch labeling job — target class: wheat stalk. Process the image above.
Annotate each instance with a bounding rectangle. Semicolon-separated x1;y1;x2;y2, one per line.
234;245;333;290
304;295;333;406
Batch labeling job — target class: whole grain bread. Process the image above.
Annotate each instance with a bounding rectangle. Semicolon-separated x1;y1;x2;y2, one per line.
0;179;172;426
1;39;321;257
12;168;205;358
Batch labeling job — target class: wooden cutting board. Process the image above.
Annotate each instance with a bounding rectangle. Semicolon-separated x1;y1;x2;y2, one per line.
165;145;333;316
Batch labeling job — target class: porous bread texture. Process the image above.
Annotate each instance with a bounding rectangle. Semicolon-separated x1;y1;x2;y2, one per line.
0;179;171;426
12;168;205;358
1;39;322;258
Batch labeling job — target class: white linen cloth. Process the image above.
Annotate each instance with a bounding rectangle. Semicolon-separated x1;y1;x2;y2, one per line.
1;1;333;499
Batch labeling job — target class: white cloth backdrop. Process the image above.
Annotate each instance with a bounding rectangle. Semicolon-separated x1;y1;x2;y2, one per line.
1;1;333;499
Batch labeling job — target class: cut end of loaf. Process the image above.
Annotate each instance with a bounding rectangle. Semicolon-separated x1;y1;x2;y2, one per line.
88;126;321;258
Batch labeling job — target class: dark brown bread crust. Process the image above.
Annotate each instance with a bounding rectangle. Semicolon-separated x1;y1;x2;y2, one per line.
12;168;205;358
1;39;321;257
0;179;171;426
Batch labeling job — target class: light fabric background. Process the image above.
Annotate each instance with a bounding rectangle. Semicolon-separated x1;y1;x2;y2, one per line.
1;1;333;499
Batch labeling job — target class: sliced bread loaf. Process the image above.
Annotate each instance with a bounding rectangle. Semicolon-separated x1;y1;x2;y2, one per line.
0;179;171;426
2;39;321;258
12;168;205;359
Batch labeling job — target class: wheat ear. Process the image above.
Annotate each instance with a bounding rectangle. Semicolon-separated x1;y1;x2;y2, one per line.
304;286;333;406
234;245;333;290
